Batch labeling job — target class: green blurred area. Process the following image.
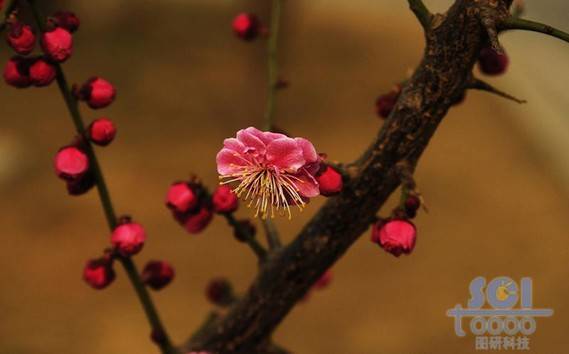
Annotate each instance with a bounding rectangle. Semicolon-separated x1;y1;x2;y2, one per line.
0;1;568;353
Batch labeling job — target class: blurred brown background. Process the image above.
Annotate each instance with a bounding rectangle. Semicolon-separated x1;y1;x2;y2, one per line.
1;0;568;353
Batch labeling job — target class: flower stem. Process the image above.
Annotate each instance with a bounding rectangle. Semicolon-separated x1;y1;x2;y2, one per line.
262;219;281;250
27;1;174;353
260;0;285;251
224;213;267;262
263;0;282;131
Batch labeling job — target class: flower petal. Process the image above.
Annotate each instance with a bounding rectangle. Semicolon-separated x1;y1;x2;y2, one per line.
292;170;320;198
216;148;250;175
223;138;246;153
245;127;286;145
237;128;266;155
295;137;319;164
266;137;305;172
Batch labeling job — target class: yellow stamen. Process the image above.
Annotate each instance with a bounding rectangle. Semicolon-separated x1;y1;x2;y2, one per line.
220;166;306;220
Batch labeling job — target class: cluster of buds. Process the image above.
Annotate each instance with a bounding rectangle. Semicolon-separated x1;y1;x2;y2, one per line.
53;97;116;195
5;7;177;293
3;11;80;88
83;217;176;291
165;177;216;234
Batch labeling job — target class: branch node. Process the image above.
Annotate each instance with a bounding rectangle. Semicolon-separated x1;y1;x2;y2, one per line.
407;0;433;30
480;15;504;54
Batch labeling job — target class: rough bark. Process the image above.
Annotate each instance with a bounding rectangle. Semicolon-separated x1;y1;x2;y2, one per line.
186;1;511;352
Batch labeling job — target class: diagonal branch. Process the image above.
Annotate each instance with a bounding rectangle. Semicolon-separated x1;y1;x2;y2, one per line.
407;0;432;30
26;1;175;353
184;1;514;353
500;17;569;44
467;78;526;104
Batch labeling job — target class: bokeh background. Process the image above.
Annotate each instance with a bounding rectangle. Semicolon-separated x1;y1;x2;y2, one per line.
0;0;568;353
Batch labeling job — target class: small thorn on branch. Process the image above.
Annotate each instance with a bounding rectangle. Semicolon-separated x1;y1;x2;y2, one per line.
467;78;526;104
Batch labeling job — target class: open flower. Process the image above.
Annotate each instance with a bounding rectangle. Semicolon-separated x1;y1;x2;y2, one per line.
216;127;321;219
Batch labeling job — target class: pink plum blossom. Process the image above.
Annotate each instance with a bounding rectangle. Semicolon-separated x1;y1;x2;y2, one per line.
216;127;321;219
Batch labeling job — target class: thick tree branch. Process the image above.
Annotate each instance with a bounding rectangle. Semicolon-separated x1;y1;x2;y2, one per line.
407;0;432;30
467;78;526;104
500;17;569;44
184;1;512;353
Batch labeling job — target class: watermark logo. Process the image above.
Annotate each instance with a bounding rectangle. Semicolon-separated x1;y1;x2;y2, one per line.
447;276;553;351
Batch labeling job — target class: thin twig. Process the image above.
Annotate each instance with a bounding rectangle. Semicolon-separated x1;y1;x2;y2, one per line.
26;1;174;353
261;0;284;251
264;0;282;131
407;0;432;30
0;0;18;31
468;78;526;104
500;17;569;44
225;213;267;261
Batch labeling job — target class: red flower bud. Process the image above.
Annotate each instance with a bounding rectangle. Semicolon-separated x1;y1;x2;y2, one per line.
3;56;32;88
54;146;89;181
313;270;333;290
205;277;234;306
184;206;213;234
142;260;175;290
372;219;417;257
83;257;115;289
29;57;56;87
165;182;197;214
478;47;509;76
233;219;255;242
76;77;116;109
375;87;401;119
7;22;36;55
150;328;166;345
111;222;146;256
232;13;259;41
66;170;96;196
41;27;73;63
51;11;80;33
212;185;238;213
404;195;421;218
315;165;343;196
88;118;117;146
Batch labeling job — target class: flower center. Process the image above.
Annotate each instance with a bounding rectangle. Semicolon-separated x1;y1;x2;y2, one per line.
220;164;306;220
